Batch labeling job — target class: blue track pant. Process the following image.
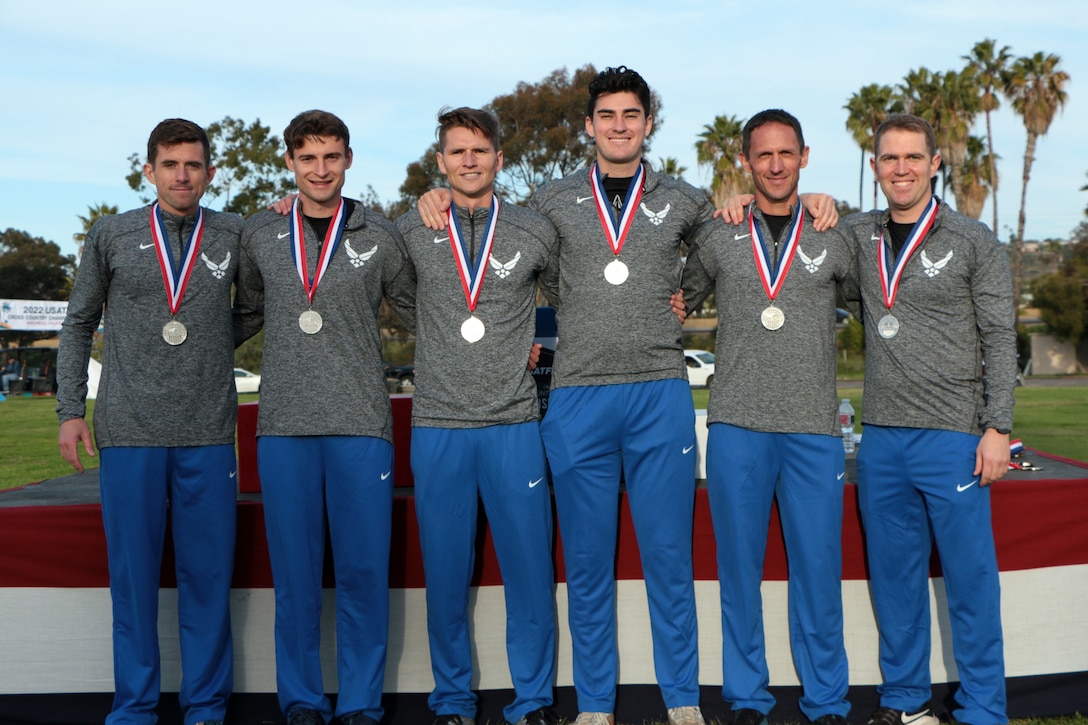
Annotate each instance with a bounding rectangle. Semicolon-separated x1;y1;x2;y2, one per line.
541;379;699;713
857;425;1006;725
412;422;557;724
706;424;850;721
259;435;393;722
99;445;236;725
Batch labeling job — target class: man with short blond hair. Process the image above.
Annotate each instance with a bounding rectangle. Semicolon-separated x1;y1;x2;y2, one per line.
396;105;560;725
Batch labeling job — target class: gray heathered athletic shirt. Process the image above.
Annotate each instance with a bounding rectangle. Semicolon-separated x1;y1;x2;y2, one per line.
233;203;415;442
396;200;559;428
528;164;713;388
842;205;1016;435
683;208;860;435
56;206;242;448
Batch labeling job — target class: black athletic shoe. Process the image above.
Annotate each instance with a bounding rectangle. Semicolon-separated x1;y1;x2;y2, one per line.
509;707;559;725
433;716;475;725
289;710;324;725
867;707;939;725
339;712;379;725
814;715;849;725
734;709;768;725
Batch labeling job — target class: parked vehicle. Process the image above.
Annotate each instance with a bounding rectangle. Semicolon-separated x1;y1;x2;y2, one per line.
684;349;715;387
234;368;261;394
383;361;415;392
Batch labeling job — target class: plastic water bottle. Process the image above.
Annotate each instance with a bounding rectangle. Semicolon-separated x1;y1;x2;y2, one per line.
839;398;856;454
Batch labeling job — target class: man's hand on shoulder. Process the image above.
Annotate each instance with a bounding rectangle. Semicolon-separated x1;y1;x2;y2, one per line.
58;418;95;473
799;193;839;231
270;194;298;215
418;189;453;231
713;194;754;225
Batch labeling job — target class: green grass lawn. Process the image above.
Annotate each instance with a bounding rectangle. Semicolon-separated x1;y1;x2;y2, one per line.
0;393;259;490
2;387;1085;490
692;385;1088;462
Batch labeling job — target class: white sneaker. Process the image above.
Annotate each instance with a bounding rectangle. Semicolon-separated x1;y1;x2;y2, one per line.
668;706;707;725
573;713;614;725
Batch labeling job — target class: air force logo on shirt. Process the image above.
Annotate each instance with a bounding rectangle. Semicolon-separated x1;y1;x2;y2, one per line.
202;251;231;280
488;251;521;279
640;202;670;225
345;240;378;268
921;249;953;277
798;246;827;273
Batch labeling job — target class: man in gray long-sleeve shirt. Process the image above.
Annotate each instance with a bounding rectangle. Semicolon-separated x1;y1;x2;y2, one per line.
683;109;856;725
57;118;239;725
841;114;1015;725
396;106;559;725
417;67;710;725
233;110;415;725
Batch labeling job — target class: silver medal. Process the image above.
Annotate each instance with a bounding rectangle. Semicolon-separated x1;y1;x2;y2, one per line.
461;316;485;343
604;258;629;285
299;309;323;334
878;313;900;339
162;320;187;345
760;305;785;331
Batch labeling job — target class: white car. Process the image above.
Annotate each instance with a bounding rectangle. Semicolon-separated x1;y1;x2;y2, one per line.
684;349;715;387
234;367;261;394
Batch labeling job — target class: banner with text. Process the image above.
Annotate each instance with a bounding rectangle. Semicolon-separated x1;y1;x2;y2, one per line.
0;299;68;332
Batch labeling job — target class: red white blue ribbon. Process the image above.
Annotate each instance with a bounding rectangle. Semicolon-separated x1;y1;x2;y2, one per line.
749;203;803;301
590;162;644;257
290;197;347;304
878;196;939;310
447;196;500;313
150;202;204;315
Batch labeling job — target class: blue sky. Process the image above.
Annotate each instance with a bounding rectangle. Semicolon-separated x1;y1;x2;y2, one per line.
2;0;1085;259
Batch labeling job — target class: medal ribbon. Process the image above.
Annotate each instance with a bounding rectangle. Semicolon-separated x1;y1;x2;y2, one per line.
590;162;644;256
289;197;347;304
749;202;804;301
447;196;500;313
150;202;204;315
878;196;939;310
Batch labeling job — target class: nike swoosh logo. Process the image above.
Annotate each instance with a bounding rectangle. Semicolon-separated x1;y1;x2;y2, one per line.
734;233;750;241
576;196;593;204
380;471;392;480
870;234;881;241
278;231;291;239
433;236;449;244
529;477;543;488
229;471;237;478
682;444;695;454
957;479;978;492
139;242;154;249
901;712;933;725
837;472;845;480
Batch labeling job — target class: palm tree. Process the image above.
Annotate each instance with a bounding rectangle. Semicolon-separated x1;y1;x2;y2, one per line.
844;84;900;210
1003;51;1070;323
695;114;748;210
959;136;998;221
73;203;119;262
963;38;1012;234
899;67;979;211
655;156;688;180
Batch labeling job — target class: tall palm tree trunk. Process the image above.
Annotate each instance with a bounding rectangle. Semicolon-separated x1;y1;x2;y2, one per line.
985;109;999;234
1014;131;1039;328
